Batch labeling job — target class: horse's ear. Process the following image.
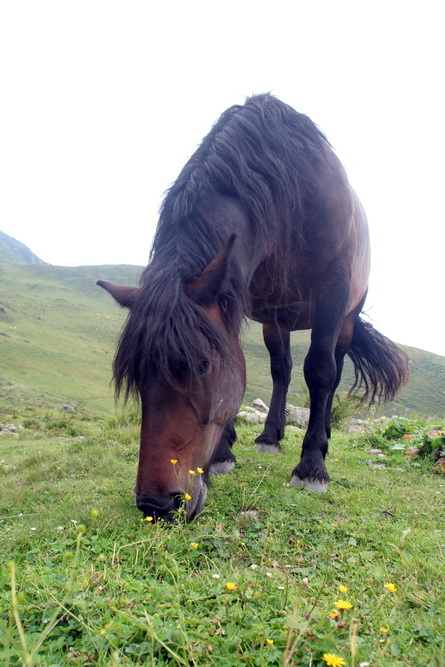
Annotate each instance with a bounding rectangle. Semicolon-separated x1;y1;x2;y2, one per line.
97;280;140;308
186;235;236;306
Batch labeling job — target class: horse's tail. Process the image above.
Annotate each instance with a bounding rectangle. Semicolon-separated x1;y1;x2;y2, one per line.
347;317;410;404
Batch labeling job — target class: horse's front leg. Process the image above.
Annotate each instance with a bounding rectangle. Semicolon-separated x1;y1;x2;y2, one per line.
291;291;348;492
255;324;292;453
209;420;237;475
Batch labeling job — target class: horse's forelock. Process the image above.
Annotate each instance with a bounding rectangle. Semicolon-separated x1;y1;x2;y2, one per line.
113;267;241;400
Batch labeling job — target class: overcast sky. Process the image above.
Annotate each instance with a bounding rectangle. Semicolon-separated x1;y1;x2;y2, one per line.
1;1;444;358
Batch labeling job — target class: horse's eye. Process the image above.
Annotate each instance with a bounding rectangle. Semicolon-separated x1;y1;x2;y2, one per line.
198;359;210;374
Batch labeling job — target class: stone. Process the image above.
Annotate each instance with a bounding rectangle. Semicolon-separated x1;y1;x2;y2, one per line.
251;398;269;413
285;405;310;427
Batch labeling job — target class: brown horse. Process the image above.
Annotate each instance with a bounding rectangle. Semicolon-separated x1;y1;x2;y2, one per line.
98;94;409;521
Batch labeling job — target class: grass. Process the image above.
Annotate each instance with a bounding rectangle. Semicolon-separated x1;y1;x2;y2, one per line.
1;408;444;666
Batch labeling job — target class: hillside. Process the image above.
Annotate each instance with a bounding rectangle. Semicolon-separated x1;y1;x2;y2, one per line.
0;230;47;265
0;241;444;419
0;262;141;414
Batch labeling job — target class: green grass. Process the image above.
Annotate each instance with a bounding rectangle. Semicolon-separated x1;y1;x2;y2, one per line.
0;263;141;415
1;411;444;666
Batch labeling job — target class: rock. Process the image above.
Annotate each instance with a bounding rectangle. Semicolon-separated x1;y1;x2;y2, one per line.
0;426;19;437
240;510;260;520
285;405;310;427
238;411;267;424
252;398;269;413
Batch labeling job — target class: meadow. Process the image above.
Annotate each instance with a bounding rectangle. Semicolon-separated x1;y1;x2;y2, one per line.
1;403;444;666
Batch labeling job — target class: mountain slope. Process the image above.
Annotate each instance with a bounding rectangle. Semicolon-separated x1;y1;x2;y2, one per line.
0;262;141;414
0;230;47;265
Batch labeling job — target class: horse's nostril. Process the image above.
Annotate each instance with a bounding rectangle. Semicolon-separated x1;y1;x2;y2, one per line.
136;492;183;522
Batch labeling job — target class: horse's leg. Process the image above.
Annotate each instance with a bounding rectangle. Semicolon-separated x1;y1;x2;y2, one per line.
254;324;292;453
290;290;348;492
209;420;237;475
324;350;345;438
324;300;365;437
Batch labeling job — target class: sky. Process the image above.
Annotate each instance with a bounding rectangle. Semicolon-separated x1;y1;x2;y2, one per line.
1;1;444;357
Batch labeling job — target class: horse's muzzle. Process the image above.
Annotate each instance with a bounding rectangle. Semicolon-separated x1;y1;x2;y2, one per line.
136;492;182;522
136;477;207;522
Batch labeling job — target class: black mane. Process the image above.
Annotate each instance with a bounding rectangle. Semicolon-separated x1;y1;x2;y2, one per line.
154;93;329;263
114;94;331;398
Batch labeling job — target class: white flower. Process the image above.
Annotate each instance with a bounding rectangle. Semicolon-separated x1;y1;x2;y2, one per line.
212;573;221;579
57;526;64;531
70;519;78;525
250;564;259;570
266;572;272;577
277;586;285;590
31;527;37;531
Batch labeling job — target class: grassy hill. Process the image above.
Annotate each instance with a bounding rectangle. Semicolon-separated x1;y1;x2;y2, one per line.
0;242;444;420
0;262;141;415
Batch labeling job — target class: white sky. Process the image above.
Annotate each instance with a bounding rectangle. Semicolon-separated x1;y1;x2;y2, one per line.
1;1;444;357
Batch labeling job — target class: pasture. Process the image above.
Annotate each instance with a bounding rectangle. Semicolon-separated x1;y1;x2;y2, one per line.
1;405;444;666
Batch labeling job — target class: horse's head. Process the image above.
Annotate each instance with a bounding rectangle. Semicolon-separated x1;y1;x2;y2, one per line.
98;237;245;521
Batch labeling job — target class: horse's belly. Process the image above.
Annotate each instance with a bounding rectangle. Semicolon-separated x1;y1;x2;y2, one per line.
248;301;312;331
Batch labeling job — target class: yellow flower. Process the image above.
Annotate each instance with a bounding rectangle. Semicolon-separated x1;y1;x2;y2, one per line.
144;516;153;522
189;469;196;476
322;653;346;667
328;609;340;619
380;627;389;633
190;543;199;549
334;458;339;462
338;585;348;593
266;638;274;645
226;582;236;591
185;493;192;501
197;467;204;474
335;599;353;610
385;582;397;593
170;459;178;464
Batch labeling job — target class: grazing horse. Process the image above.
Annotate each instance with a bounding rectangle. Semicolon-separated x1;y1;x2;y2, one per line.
98;94;409;521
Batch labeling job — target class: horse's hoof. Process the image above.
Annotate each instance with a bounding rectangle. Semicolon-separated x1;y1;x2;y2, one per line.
254;443;281;453
209;461;235;475
290;475;328;493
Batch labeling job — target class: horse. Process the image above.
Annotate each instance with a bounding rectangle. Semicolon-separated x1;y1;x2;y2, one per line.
98;94;409;521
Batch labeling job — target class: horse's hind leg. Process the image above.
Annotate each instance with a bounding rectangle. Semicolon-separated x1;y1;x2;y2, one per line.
209;420;237;475
291;289;349;492
255;324;292;453
324;302;364;437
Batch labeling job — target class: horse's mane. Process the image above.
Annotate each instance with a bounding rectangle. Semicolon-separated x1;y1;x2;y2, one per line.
154;93;330;263
114;94;331;398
